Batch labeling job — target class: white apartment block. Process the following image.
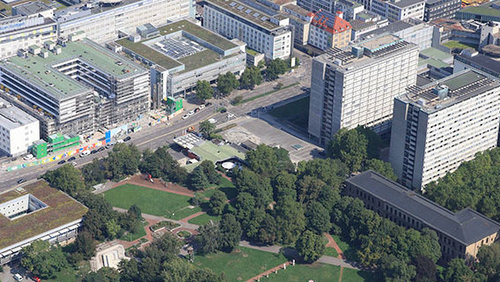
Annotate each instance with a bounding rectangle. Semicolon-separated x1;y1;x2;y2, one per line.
202;0;293;60
308;35;419;145
57;0;194;43
390;70;500;190
0;97;39;157
0;15;57;59
370;0;425;22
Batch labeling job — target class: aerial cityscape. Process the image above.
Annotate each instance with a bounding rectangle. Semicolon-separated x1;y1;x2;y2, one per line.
0;0;498;280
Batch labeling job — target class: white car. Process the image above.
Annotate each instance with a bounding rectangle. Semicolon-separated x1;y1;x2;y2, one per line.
199;104;205;109
182;114;189;120
23;154;34;160
13;273;23;281
188;110;195;115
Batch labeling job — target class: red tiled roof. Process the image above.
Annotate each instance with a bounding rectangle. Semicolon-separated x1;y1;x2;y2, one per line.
311;10;351;34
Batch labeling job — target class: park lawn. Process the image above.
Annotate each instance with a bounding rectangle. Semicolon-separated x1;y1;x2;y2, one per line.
120;226;147;241
188;213;221;225
103;184;198;220
342;267;379;282
200;177;237;199
325;247;339;257
46;261;90;282
267;263;340;282
194;247;287;281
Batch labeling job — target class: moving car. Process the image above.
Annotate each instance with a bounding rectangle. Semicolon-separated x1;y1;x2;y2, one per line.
17;179;26;184
124;136;132;142
58;160;66;165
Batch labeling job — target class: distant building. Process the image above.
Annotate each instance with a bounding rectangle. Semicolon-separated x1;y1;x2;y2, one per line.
57;0;194;43
0;15;57;59
202;0;293;60
369;0;425;22
282;4;314;45
297;0;364;19
12;1;54;18
345;171;500;261
358;18;434;50
0;37;150;138
456;0;500;23
115;20;246;107
309;10;351;50
308;35;419;144
423;0;461;22
389;70;500;189
0;97;39;157
454;51;500;79
0;181;87;265
350;12;389;40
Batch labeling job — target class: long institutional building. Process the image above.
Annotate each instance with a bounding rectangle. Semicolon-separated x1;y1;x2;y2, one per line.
0;36;150;138
0;181;87;265
345;171;500;261
115;19;246;106
57;0;194;43
202;0;293;60
308;34;418;145
390;70;500;189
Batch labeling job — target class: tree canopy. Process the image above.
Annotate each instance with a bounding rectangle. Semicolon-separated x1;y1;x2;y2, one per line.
217;72;239;96
239;66;262;89
195;80;214;102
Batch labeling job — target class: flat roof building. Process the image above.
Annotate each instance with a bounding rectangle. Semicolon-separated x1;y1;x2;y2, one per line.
308;34;419;144
202;0;293;60
0;181;88;265
345;171;500;261
0;97;39;157
0;37;150;138
390;70;500;189
115;19;246;107
456;0;500;23
454;51;500;79
423;0;461;23
370;0;425;22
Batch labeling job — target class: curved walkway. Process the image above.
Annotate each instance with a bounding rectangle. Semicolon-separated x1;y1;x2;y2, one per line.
324;233;345;259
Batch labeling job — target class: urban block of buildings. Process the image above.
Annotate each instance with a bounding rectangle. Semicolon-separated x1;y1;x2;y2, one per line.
345;170;500;261
369;0;425;22
0;97;39;157
0;37;150;138
308;10;352;50
115;20;246;106
308;34;419;144
57;0;194;43
202;0;293;59
0;181;88;265
389;70;500;189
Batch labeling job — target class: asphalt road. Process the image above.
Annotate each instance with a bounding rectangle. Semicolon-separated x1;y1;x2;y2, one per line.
0;51;313;193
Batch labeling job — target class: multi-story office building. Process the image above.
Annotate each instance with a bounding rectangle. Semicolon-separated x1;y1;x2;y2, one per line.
297;0;364;19
0;97;39;157
115;19;246;107
202;0;293;60
0;15;57;59
423;0;461;22
0;37;149;138
57;0;194;43
0;181;87;265
370;0;425;22
308;35;419;144
282;4;314;45
390;70;500;189
350;12;389;40
309;10;352;50
454;51;500;79
358;18;434;50
345;171;500;261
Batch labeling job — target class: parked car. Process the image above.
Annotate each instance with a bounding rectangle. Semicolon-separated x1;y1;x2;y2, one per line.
199;104;205;109
68;156;76;161
194;107;200;113
17;179;26;184
124;136;132;142
79;150;90;157
188;110;195;115
58;160;66;165
182;114;189;120
13;274;23;281
205;102;212;107
90;150;97;154
23;154;34;160
98;147;105;152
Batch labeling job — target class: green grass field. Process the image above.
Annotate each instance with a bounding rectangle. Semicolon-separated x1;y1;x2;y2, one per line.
194;247;287;281
120;225;147;242
442;40;476;50
325;247;339;257
270;96;309;131
103;184;199;220
200;177;237;199
188;213;221;225
267;263;341;281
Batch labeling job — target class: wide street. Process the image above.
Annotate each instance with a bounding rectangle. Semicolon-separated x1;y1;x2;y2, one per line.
0;51;315;193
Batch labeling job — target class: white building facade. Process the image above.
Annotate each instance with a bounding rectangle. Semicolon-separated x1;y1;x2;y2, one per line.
58;0;194;43
202;0;293;60
370;0;425;22
0;97;39;157
308;35;419;145
389;70;500;189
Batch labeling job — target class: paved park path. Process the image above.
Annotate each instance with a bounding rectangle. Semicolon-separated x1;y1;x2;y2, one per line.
239;241;359;270
324;233;346;281
180;211;206;223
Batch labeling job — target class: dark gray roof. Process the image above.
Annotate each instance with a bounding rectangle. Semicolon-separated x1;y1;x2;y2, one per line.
455;53;500;76
361;20;413;38
12;1;52;16
346;171;500;245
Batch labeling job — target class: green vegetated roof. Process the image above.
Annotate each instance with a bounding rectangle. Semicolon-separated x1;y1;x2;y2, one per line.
0;181;88;250
191;141;245;163
460;3;500;17
2;39;144;100
419;58;450;68
158;20;237;50
116;37;182;70
420;47;452;61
